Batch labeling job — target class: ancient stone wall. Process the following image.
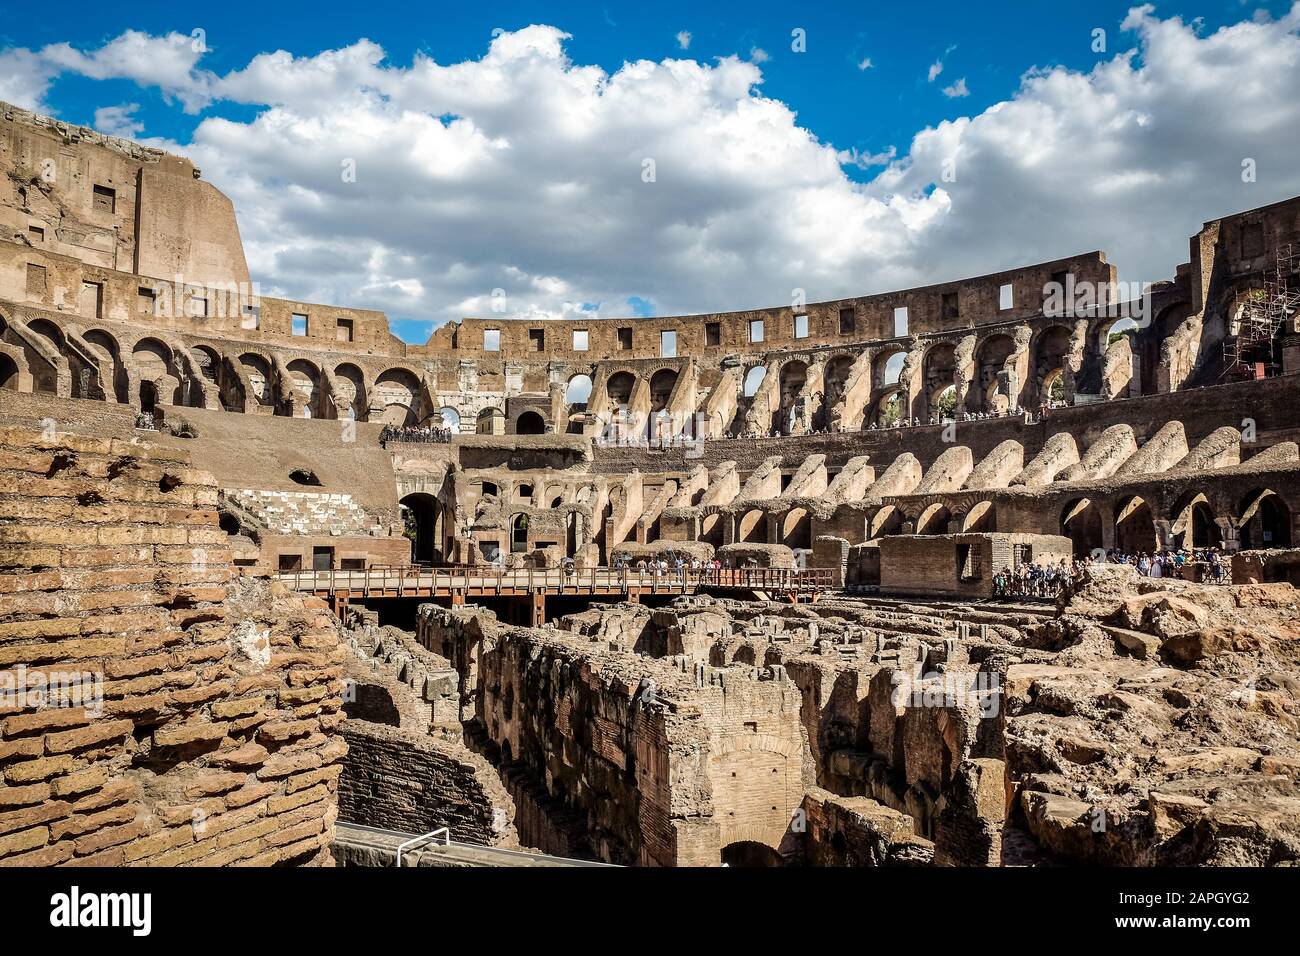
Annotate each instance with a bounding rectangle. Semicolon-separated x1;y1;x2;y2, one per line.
0;424;346;866
338;722;516;848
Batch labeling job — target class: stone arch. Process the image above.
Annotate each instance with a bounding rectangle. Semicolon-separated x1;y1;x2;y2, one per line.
399;492;442;564
973;333;1015;412
649;368;678;412
1170;491;1221;550
607;371;637;407
83;328;126;403
742;365;766;398
781;507;811;549
870;504;903;537
962;500;995;533
1114;495;1156;553
133;337;180;405
701;512;722;546
565;374;593;407
1238;488;1292;549
871;387;906;427
373;367;423;422
515;410;546;435
738;509;766;544
820;353;856;427
922;342;957;419
476;406;505;435
285;358;322;418
0;352;18;390
776;360;808;432
1060;498;1103;556
915;503;952;535
1031;324;1072;406
334;362;366;418
1142;301;1193;394
510;513;530;552
439;406;461;431
874;348;906;389
239;352;274;406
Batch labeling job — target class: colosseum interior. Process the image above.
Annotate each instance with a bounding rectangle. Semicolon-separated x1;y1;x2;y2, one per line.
2;100;1299;870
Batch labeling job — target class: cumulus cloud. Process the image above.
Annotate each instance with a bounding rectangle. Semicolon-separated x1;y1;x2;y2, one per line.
93;103;144;138
5;31;212;112
676;31;692;51
857;57;874;71
942;77;969;98
3;7;1300;335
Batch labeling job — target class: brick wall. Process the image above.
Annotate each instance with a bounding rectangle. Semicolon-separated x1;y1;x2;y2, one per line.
0;425;345;866
338;722;516;847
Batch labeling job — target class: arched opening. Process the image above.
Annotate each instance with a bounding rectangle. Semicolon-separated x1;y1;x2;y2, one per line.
285;358;322;418
374;368;422;423
873;389;905;427
240;353;274;407
1115;495;1156;554
1239;489;1292;549
1142;302;1192;394
1171;493;1221;550
721;841;784;867
439;406;461;431
974;333;1015;412
1060;498;1103;557
510;513;530;553
738;510;766;544
138;381;158;414
963;500;995;533
922;342;957;420
133;337;179;406
701;512;722;546
334;363;366;419
607;371;637;407
476;406;505;435
515;411;545;435
877;350;906;387
85;329;125;402
820;355;855;428
565;374;593;408
933;385;957;421
782;507;811;549
1032;325;1072;406
870;504;903;537
380;403;417;427
0;353;17;390
742;365;767;398
916;503;952;535
776;360;808;433
400;493;442;564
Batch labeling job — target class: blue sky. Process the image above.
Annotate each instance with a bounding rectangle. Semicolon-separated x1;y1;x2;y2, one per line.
3;1;1299;343
7;0;1280;178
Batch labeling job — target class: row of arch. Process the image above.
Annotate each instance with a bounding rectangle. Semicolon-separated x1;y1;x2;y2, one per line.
0;315;440;426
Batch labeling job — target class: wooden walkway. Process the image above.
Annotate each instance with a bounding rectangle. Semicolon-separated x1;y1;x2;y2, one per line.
278;565;833;622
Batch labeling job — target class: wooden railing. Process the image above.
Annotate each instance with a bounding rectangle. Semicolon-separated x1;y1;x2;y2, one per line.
276;565;834;596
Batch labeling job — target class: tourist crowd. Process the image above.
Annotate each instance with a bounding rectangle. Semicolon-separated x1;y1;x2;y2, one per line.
994;546;1230;599
379;423;453;445
1101;547;1229;582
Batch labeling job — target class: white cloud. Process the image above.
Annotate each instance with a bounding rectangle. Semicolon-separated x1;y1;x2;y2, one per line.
0;30;212;113
93;103;144;138
858;58;874;71
4;8;1300;333
676;31;692;51
749;47;770;63
927;60;944;82
942;77;969;98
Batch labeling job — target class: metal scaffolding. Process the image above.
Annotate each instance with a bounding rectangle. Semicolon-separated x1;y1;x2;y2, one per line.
1222;243;1300;380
